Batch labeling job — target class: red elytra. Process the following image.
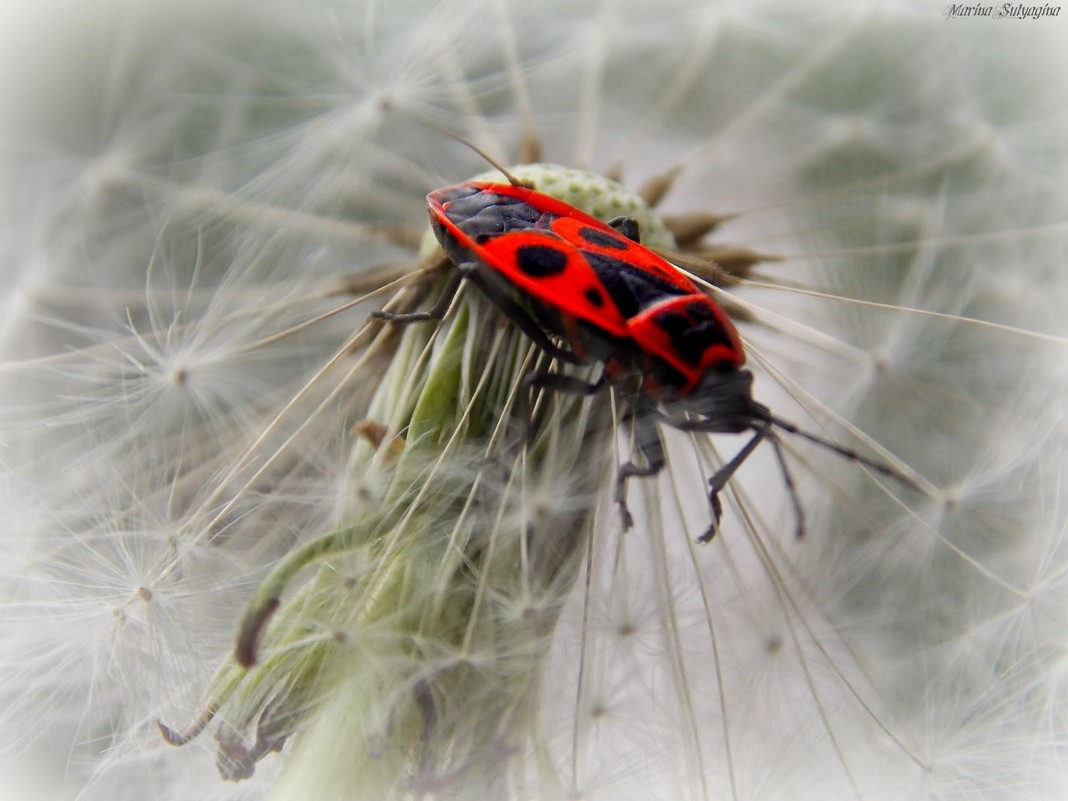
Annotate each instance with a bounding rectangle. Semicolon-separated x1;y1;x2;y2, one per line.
377;178;915;540
428;181;744;398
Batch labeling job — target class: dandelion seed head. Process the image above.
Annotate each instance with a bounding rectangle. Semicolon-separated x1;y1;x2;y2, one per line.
3;1;1067;799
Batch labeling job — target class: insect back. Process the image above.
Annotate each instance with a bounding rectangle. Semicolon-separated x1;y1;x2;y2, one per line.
427;178;744;393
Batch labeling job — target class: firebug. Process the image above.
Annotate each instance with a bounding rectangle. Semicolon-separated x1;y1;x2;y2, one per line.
375;172;916;541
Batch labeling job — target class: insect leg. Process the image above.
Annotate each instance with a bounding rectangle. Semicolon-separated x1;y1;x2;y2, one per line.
766;431;805;539
372;266;464;324
518;371;608;443
615;410;666;530
522;371;608;396
699;423;770;543
606;216;641;244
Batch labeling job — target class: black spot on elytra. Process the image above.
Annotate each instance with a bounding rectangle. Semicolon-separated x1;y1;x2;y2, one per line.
579;226;628;250
582;251;688;318
584;287;605;307
652;300;733;366
516;244;569;277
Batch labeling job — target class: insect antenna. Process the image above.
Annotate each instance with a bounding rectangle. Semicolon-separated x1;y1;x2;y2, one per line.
430;123;528;187
381;101;529;188
766;413;920;490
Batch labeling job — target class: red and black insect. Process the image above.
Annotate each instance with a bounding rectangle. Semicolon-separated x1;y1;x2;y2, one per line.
376;179;913;540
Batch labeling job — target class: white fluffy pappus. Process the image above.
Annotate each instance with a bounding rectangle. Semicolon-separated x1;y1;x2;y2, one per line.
1;1;1066;800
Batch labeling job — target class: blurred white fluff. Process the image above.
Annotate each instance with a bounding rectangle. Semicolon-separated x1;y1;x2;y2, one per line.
1;1;1066;799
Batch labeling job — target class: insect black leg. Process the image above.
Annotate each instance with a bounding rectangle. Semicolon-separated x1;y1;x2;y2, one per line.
615;410;665;530
518;371;608;443
606;216;641;244
522;371;608;397
517;376;667;531
766;432;805;539
372;267;464;324
699;424;770;543
656;407;917;542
